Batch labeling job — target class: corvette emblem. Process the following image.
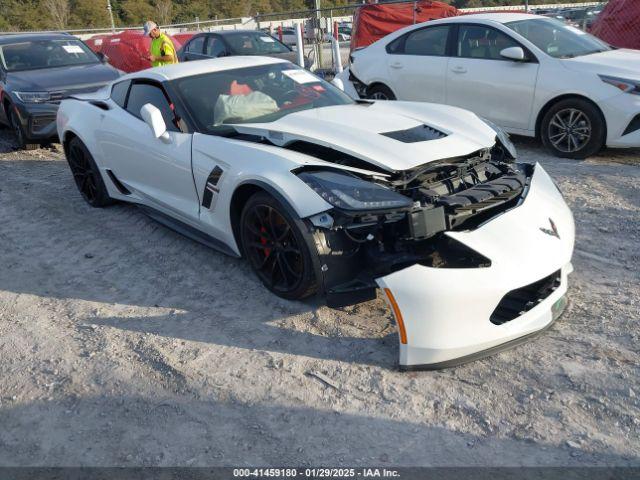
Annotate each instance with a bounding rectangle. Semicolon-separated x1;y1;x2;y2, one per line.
540;218;560;239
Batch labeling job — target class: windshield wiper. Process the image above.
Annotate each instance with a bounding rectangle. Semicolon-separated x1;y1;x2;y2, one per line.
560;49;608;59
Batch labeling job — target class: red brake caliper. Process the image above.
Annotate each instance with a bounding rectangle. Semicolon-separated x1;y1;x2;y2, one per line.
260;226;271;257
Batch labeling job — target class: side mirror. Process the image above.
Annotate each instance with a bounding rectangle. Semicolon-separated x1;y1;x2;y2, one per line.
331;77;345;91
140;103;171;143
96;51;109;64
500;46;526;62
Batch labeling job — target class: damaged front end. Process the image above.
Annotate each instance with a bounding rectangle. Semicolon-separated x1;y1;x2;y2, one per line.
295;147;533;308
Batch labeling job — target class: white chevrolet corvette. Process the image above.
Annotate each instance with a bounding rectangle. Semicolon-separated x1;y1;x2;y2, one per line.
57;56;575;369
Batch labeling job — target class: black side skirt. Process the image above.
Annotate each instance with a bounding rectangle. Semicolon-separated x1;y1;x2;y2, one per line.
137;204;240;258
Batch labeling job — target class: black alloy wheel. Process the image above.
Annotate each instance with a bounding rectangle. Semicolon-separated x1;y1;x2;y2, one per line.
66;137;113;207
240;192;317;300
9;109;38;150
541;98;605;159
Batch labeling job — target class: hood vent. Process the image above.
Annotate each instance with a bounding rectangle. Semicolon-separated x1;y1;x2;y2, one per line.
381;124;447;143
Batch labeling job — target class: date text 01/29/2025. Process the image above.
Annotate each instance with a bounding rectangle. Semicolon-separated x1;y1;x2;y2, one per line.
232;468;400;477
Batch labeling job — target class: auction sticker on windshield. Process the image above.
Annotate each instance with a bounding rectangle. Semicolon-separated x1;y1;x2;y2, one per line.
283;69;319;84
260;36;276;42
63;45;85;54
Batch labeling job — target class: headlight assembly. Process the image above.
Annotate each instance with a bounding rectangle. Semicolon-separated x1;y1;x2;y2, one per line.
297;170;412;211
481;117;517;160
15;91;51;104
599;74;640;95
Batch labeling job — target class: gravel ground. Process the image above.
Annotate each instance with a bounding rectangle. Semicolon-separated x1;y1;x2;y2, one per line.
0;128;638;467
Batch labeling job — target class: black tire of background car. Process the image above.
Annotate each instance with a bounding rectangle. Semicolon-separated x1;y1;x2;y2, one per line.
9;109;39;150
66;137;115;208
367;84;396;101
541;98;606;160
240;191;318;300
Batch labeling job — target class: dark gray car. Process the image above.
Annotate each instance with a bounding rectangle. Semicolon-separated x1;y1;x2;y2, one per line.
177;30;311;69
0;33;121;149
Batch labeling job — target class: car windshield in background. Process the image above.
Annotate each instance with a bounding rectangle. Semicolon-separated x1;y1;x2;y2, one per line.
0;39;99;72
174;62;353;134
506;18;610;58
224;32;291;55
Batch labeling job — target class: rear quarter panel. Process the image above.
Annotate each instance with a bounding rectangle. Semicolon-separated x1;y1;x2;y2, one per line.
57;98;106;161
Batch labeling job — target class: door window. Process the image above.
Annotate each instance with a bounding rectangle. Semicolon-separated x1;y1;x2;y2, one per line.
402;26;450;56
110;80;130;108
205;37;227;57
186;36;205;54
387;26;450;55
456;25;520;60
125;82;178;132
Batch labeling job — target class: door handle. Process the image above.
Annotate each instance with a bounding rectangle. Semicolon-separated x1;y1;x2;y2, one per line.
390;62;403;69
451;66;467;74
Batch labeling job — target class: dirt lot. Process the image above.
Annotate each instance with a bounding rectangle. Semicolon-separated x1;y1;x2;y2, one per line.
0;128;638;467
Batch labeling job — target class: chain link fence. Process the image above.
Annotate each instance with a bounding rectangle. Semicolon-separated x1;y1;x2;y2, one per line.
587;0;639;50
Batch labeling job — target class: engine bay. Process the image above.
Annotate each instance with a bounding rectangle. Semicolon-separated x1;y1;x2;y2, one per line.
301;151;533;307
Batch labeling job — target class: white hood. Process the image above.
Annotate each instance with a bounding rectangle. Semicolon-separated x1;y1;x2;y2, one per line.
230;101;497;172
561;49;640;81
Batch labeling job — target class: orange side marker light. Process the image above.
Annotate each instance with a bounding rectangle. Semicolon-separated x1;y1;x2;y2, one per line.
384;288;407;345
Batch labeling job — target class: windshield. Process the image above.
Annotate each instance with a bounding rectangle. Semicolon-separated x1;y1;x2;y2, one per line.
174;62;353;134
225;32;291;55
0;39;99;72
506;18;610;58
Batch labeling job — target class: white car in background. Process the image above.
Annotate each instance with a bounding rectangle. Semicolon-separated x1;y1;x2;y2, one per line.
340;13;640;159
57;57;574;370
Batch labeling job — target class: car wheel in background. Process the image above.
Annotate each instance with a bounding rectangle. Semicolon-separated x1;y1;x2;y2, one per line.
367;84;396;101
66;137;114;207
240;191;318;300
541;98;605;159
9;109;39;150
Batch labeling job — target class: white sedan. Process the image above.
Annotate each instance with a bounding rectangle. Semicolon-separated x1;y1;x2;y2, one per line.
340;13;640;159
57;56;574;369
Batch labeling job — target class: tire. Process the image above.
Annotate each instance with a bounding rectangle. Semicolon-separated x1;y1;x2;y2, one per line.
367;84;396;101
240;191;318;301
66;137;114;207
540;98;605;159
9;109;39;150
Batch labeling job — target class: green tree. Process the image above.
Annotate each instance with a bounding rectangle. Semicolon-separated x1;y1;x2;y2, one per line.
121;0;156;24
69;0;111;29
0;0;45;30
172;0;210;23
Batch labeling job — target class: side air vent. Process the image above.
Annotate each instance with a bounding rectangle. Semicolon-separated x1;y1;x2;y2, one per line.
106;169;131;195
202;166;224;209
381;124;447;143
490;270;561;325
623;114;640;136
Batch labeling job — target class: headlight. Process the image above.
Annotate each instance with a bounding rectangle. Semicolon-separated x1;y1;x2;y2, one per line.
14;92;51;103
480;117;517;159
297;170;412;211
599;74;640;95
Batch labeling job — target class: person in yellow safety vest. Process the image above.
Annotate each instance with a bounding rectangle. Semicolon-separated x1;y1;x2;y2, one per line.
143;21;178;67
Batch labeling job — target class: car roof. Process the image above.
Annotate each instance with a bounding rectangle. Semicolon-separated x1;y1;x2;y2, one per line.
433;12;542;24
123;56;289;82
0;33;76;45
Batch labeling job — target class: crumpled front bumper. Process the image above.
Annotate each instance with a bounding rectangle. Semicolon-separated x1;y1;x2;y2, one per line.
375;163;575;369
